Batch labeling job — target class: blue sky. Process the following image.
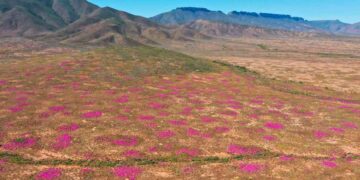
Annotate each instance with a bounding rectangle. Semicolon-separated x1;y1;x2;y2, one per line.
88;0;360;23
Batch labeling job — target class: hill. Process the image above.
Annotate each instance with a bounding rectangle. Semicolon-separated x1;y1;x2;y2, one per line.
339;22;360;36
0;0;97;36
0;1;208;44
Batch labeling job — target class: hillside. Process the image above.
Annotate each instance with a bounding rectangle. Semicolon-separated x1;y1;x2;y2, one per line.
0;1;208;44
0;0;97;37
339;22;360;36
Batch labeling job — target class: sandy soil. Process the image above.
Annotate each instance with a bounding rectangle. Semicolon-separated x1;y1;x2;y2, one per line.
159;36;360;92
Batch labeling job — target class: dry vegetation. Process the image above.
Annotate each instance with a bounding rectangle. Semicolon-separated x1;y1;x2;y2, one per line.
0;41;359;179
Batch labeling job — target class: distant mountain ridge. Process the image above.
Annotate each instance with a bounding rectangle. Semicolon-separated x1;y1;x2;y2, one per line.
151;7;359;36
182;20;320;38
0;1;209;44
229;11;305;21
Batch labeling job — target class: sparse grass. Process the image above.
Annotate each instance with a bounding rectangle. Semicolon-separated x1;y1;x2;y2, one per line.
212;60;258;74
257;44;268;50
316;52;359;58
3;151;355;167
95;45;219;77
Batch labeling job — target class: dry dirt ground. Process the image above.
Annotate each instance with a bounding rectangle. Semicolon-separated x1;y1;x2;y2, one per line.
159;36;360;93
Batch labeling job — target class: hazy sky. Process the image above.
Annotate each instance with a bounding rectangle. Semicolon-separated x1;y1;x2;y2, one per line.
88;0;360;23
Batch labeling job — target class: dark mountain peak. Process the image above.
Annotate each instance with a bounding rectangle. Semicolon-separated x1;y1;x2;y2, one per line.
175;7;211;13
258;13;304;21
228;11;259;17
259;13;291;19
229;11;304;21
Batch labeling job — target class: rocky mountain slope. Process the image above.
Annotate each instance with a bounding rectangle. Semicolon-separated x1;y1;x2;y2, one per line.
0;0;208;44
0;0;97;36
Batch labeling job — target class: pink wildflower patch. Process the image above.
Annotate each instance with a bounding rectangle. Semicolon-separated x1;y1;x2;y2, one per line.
0;160;4;173
114;95;129;103
250;99;264;105
148;146;158;153
279;155;294;161
8;105;24;113
187;128;201;137
341;121;358;129
182;166;195;174
176;148;200;157
146;122;158;128
3;137;37;150
57;123;79;132
200;133;212;139
116;115;129;121
0;159;6;166
322;160;337;168
53;134;72;150
138;115;155;121
248;114;260;119
168;119;187;126
314;130;329;139
181;107;193;116
224;100;243;109
263;135;277;142
39;112;51;119
80;168;94;175
113;166;142;180
264;122;284;130
220;110;238;117
15;96;28;102
329;127;344;134
239;163;263;173
200;116;217;123
148;102;166;109
227;144;261;155
112;136;138;147
157;130;175;139
155;93;168;99
81;111;102;118
35;168;62;180
49;106;66;112
214;126;230;133
158;111;170;117
291;108;314;117
0;80;7;85
122;150;143;158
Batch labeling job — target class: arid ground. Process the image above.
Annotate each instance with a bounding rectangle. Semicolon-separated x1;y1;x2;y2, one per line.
159;36;360;93
0;38;359;179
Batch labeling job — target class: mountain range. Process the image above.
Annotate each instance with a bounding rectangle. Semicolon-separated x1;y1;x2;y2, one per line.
0;0;209;44
0;1;359;45
151;7;360;36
